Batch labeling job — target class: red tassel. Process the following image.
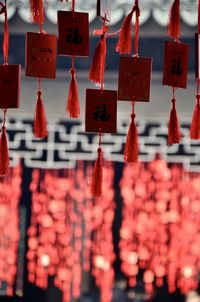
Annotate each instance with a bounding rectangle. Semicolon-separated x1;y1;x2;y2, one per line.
91;148;103;197
168;0;180;40
0;125;9;176
116;1;140;55
89;33;106;87
66;68;80;118
34;91;48;139
30;0;44;27
190;95;200;140
168;98;182;145
123;113;138;163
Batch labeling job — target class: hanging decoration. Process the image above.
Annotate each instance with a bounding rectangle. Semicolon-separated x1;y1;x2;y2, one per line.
26;0;57;139
119;157;200;295
27;166;93;302
190;0;200;139
92;163;115;302
57;0;89;118
162;0;189;145
87;0;117;197
85;89;117;197
0;164;22;296
27;163;115;302
0;0;21;176
117;0;152;163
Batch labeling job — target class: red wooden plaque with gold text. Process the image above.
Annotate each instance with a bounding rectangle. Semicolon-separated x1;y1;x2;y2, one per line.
163;40;189;89
25;32;57;79
118;56;152;102
85;89;117;134
0;65;21;109
58;11;89;57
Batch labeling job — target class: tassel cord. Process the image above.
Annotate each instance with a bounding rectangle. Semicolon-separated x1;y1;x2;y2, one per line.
0;1;9;64
198;0;200;34
72;0;75;12
66;57;80;118
0;108;9;176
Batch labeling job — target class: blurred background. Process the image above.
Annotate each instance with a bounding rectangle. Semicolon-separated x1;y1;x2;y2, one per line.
0;1;200;302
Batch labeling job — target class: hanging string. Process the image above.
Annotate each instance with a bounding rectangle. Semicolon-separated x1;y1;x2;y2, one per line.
116;0;140;55
91;130;103;197
198;0;200;34
72;0;75;12
0;109;9;176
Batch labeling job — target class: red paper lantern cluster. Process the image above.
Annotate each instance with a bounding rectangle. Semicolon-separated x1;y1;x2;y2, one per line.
0;164;22;296
119;157;200;295
27;163;115;302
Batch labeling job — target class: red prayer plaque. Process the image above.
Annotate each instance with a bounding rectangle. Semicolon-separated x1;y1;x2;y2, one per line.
85;89;117;134
57;11;89;57
0;65;21;109
163;40;189;89
25;32;57;79
118;56;152;102
195;33;200;79
97;0;111;22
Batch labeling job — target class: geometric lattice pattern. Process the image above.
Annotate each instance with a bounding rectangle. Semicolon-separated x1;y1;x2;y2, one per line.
3;117;200;171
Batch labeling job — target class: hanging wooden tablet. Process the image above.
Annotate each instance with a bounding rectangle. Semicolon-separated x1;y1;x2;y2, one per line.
163;40;189;89
57;1;89;118
85;89;117;134
26;32;57;79
27;0;49;139
118;56;152;102
190;0;200;140
116;0;152;163
58;11;89;57
163;0;189;145
0;65;21;108
87;3;118;197
0;1;21;176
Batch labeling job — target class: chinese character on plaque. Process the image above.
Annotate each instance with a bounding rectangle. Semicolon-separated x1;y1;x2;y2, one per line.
85;89;117;133
25;32;57;79
57;11;89;57
0;65;21;108
163;40;189;89
118;56;152;102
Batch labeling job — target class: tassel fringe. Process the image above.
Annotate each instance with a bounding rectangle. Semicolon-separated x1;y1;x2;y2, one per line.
168;98;182;145
124;113;138;163
190;95;200;139
66;68;80;118
34;91;48;139
91;147;103;197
